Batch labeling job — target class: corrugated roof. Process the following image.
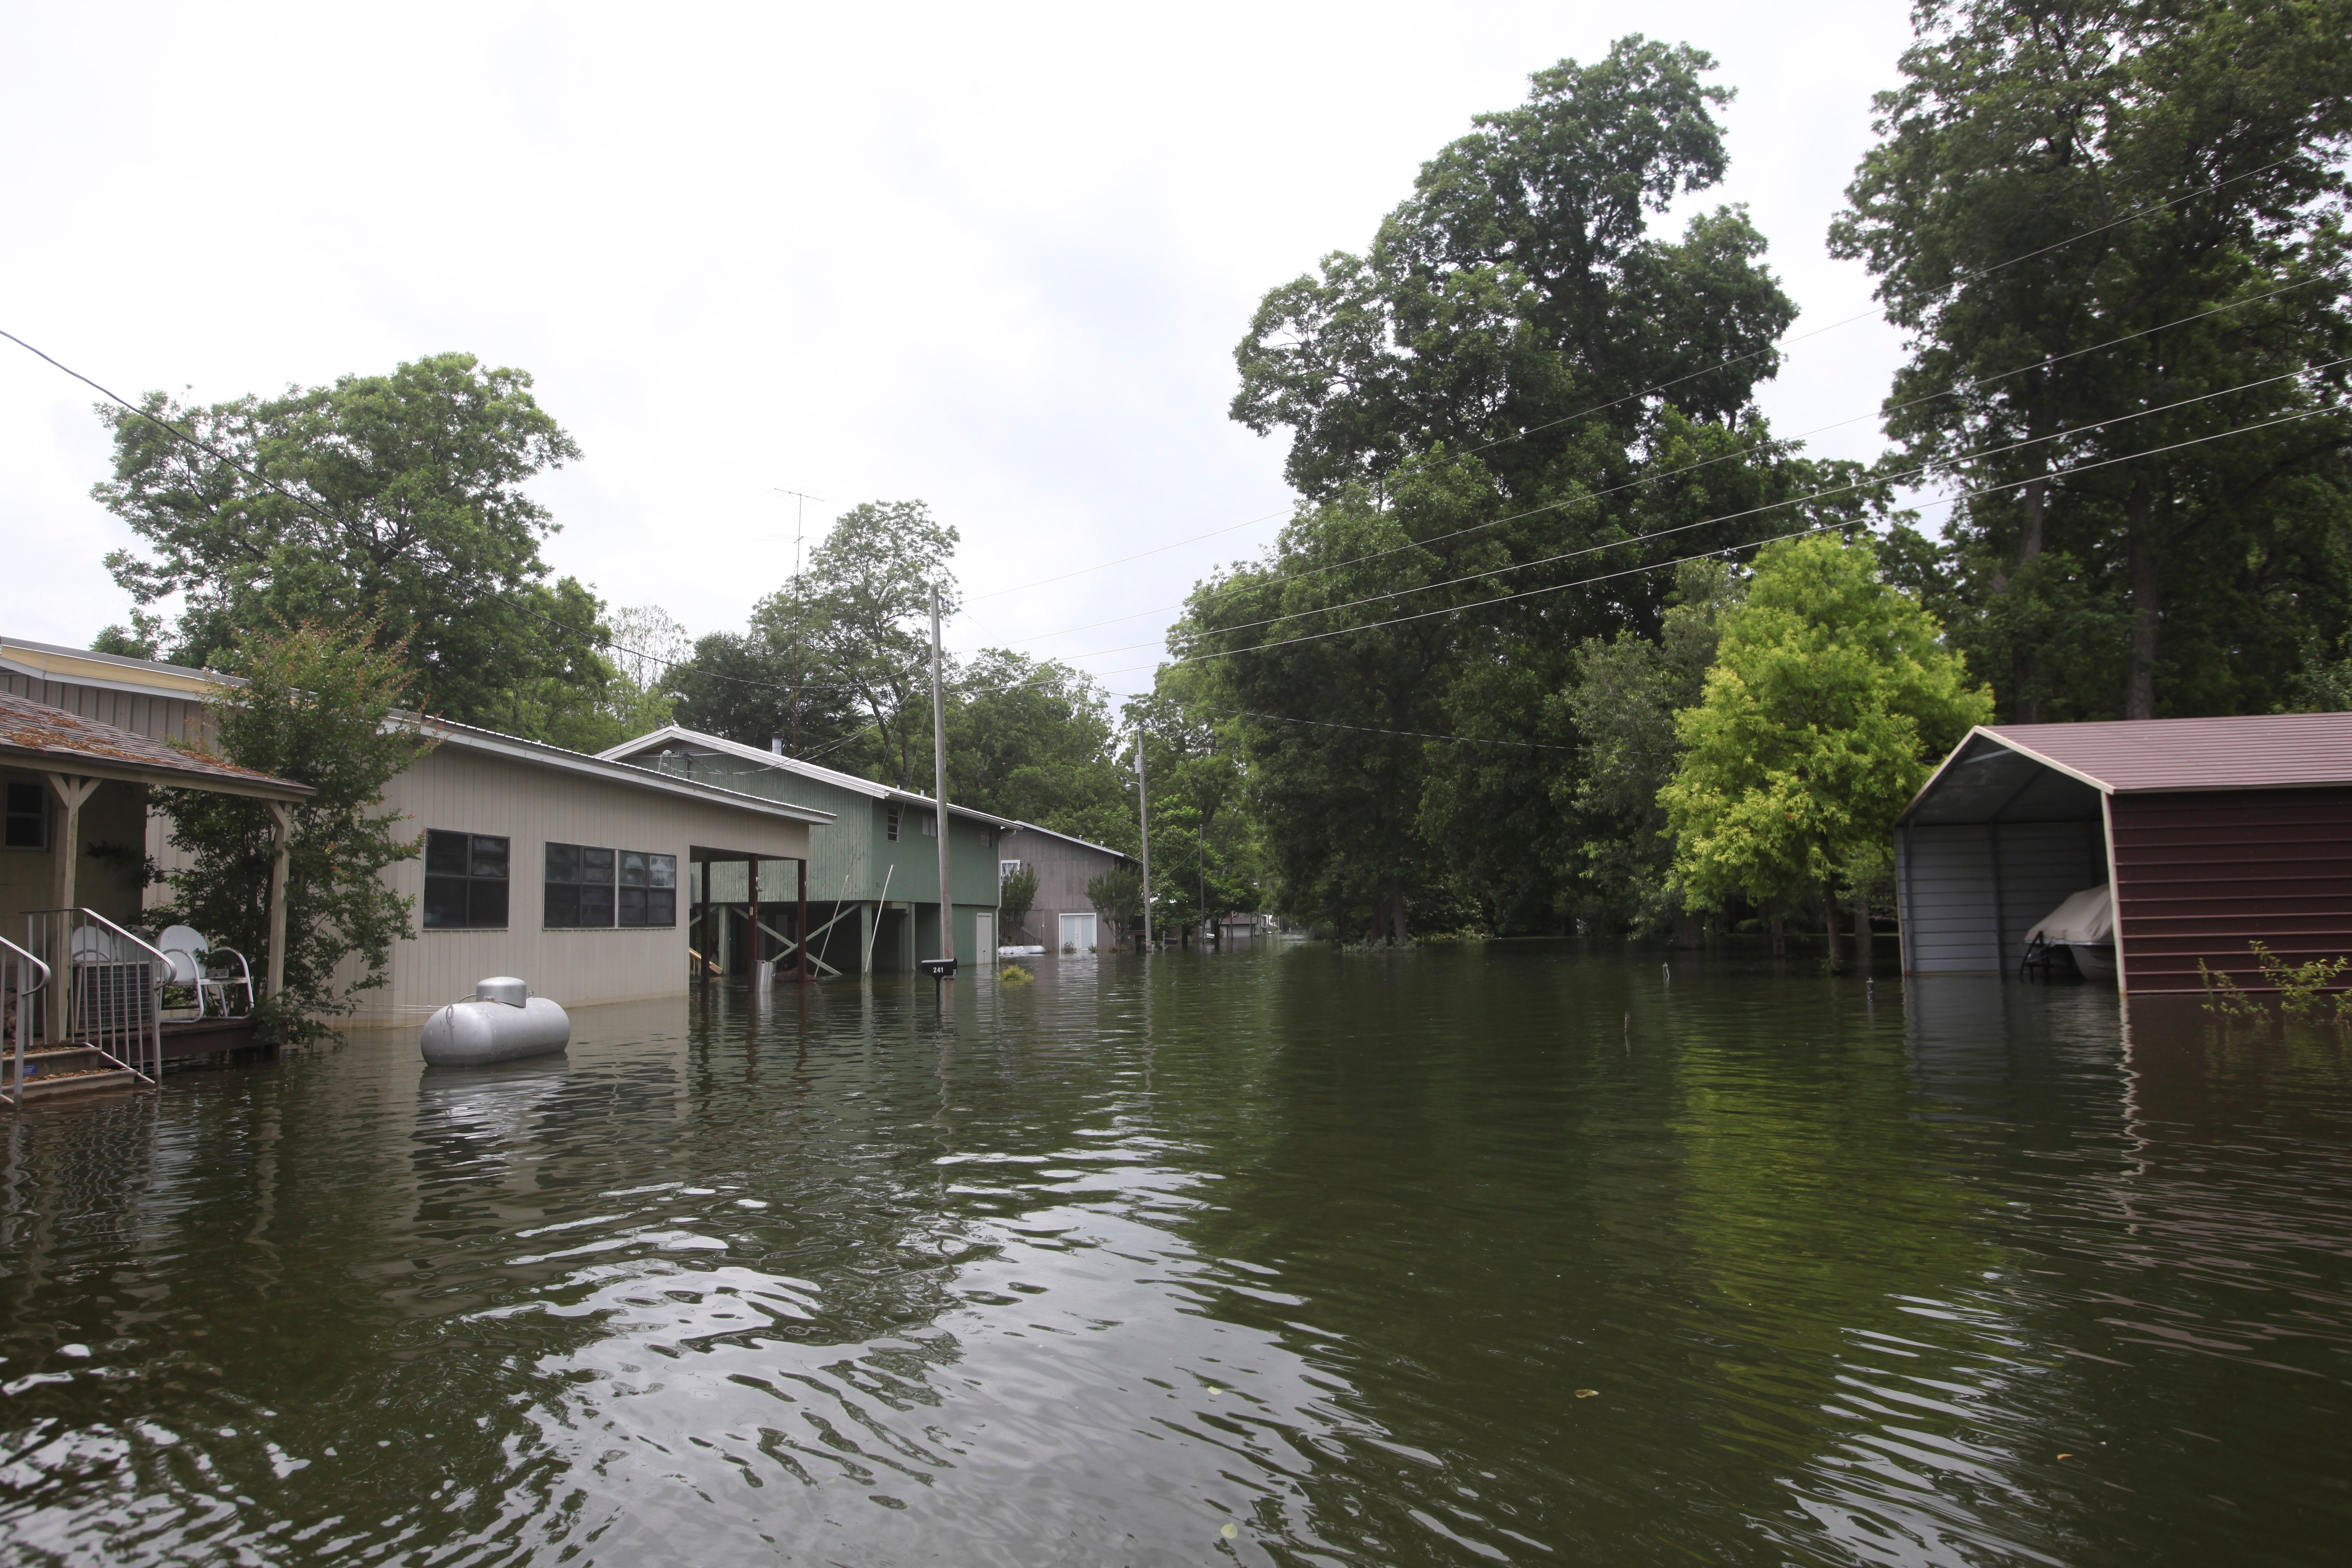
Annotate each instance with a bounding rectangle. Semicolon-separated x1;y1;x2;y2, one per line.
599;724;1014;828
0;689;309;797
1982;714;2352;793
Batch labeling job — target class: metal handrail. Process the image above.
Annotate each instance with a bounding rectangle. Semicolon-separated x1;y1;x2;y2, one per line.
1;934;53;1105
23;908;168;1088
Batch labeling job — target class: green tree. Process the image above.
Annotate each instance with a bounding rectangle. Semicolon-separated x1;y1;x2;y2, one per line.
1555;557;1744;933
153;619;429;1041
1085;865;1144;950
998;863;1040;944
1127;671;1261;939
93;353;611;736
945;650;1128;843
1830;0;2352;721
1660;534;1991;970
750;500;956;788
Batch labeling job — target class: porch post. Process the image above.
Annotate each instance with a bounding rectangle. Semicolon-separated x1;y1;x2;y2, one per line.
796;857;810;983
266;800;293;1001
748;857;762;970
43;772;100;914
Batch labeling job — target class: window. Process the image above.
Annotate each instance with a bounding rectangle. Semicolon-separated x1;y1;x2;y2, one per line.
921;810;937;838
424;830;509;928
1000;859;1021;879
886;806;900;841
544;842;616;928
4;779;46;850
619;851;678;927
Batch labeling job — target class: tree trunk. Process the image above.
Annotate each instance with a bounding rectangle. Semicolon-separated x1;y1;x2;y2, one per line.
2013;476;2047;723
1675;915;1702;949
1770;917;1787;957
1821;879;1844;973
1387;878;1408;946
1853;887;1872;970
2128;485;2159;721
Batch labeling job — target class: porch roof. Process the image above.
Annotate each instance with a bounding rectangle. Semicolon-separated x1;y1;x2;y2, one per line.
0;691;310;801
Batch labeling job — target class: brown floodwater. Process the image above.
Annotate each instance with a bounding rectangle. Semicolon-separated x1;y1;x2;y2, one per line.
2;941;2348;1565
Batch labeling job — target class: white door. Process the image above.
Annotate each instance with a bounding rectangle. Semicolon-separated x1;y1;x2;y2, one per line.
1058;912;1097;952
974;912;995;963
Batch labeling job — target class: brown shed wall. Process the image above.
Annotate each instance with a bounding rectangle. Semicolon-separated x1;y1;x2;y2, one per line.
2110;787;2352;994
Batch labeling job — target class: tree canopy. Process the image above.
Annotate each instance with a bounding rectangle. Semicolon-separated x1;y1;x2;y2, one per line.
1660;534;1991;965
94;353;611;737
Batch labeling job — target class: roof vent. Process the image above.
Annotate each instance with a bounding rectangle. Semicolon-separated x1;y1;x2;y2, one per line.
771;737;785;756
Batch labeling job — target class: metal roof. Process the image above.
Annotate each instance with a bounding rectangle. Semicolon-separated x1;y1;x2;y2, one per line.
423;719;835;826
599;724;1015;828
0;690;310;800
1001;820;1136;864
1902;713;2352;826
1;636;235;700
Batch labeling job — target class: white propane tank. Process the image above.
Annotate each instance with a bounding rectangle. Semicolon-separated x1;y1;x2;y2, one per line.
419;977;571;1066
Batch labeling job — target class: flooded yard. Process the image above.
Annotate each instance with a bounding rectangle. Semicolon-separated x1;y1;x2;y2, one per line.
2;943;2348;1565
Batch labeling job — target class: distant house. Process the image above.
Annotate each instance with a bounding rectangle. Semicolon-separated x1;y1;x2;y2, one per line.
997;822;1137;952
599;725;1014;973
4;638;830;1023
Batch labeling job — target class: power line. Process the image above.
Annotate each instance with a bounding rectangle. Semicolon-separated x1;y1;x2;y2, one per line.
993;276;2337;651
966;153;2313;606
1060;358;2348;666
1112;701;1578;751
1087;400;2342;679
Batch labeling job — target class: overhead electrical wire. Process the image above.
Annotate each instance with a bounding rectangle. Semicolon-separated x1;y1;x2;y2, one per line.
1056;358;2349;666
992;275;2337;651
967;153;2312;606
1083;399;2344;680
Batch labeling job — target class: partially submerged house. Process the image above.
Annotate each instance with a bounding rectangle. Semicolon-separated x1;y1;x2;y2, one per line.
5;639;831;1025
599;725;1012;973
996;820;1137;952
1895;714;2352;994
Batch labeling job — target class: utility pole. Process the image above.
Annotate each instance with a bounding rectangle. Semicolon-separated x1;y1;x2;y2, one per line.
931;583;954;972
1136;730;1152;952
773;488;824;757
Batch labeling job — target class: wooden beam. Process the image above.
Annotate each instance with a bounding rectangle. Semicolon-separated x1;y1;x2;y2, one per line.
266;799;293;1002
42;772;101;914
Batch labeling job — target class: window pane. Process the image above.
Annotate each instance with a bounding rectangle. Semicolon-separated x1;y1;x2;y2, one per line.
424;875;468;928
469;879;509;929
544;882;581;928
545;842;579;882
581;846;614;882
619;886;647;926
580;884;614;926
645;854;676;888
619;851;648;887
425;830;469;876
470;835;509;879
645;889;676;927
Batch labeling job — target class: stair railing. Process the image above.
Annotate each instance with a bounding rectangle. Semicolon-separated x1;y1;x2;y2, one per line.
22;909;167;1087
1;934;52;1106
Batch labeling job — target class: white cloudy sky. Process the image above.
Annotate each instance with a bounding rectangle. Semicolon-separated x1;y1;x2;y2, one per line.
0;0;1919;701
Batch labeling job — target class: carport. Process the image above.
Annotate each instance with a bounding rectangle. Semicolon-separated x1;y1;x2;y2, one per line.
1896;715;2352;994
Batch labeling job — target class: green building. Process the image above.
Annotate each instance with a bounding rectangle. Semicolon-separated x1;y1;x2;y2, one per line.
600;726;1011;976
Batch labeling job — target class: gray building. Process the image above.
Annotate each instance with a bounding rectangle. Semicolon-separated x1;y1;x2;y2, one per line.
997;822;1136;952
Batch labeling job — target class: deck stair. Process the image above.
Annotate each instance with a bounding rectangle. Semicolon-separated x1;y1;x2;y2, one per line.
7;910;167;1106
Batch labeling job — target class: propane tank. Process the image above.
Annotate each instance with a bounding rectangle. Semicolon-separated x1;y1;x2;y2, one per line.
420;977;571;1066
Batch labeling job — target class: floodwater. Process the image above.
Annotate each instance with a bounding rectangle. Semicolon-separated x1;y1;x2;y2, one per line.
3;944;2349;1567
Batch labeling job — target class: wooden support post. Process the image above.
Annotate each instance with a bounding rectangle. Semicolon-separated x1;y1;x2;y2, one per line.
43;772;100;916
797;857;810;982
748;857;762;971
266;800;293;1002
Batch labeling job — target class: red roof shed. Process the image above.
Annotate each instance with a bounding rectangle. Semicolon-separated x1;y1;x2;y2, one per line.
1895;715;2352;994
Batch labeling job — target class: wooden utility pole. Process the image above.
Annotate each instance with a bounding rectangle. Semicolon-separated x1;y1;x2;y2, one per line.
931;583;954;970
1135;730;1152;952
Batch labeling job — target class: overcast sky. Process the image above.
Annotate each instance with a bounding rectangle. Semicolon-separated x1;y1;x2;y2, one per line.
1;0;1920;701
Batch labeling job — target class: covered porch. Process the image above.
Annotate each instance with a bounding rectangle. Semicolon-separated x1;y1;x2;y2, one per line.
3;691;312;1098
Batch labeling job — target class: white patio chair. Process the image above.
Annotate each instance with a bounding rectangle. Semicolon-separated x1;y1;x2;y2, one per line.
156;926;255;1019
68;926;126;963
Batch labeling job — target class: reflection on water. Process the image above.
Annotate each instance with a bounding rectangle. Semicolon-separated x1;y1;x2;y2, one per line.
3;944;2350;1565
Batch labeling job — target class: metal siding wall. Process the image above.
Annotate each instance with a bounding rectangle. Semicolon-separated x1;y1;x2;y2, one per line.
2111;787;2352;993
1901;826;2001;973
1995;820;2104;955
0;674;211;746
332;747;810;1020
1003;833;1124;942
